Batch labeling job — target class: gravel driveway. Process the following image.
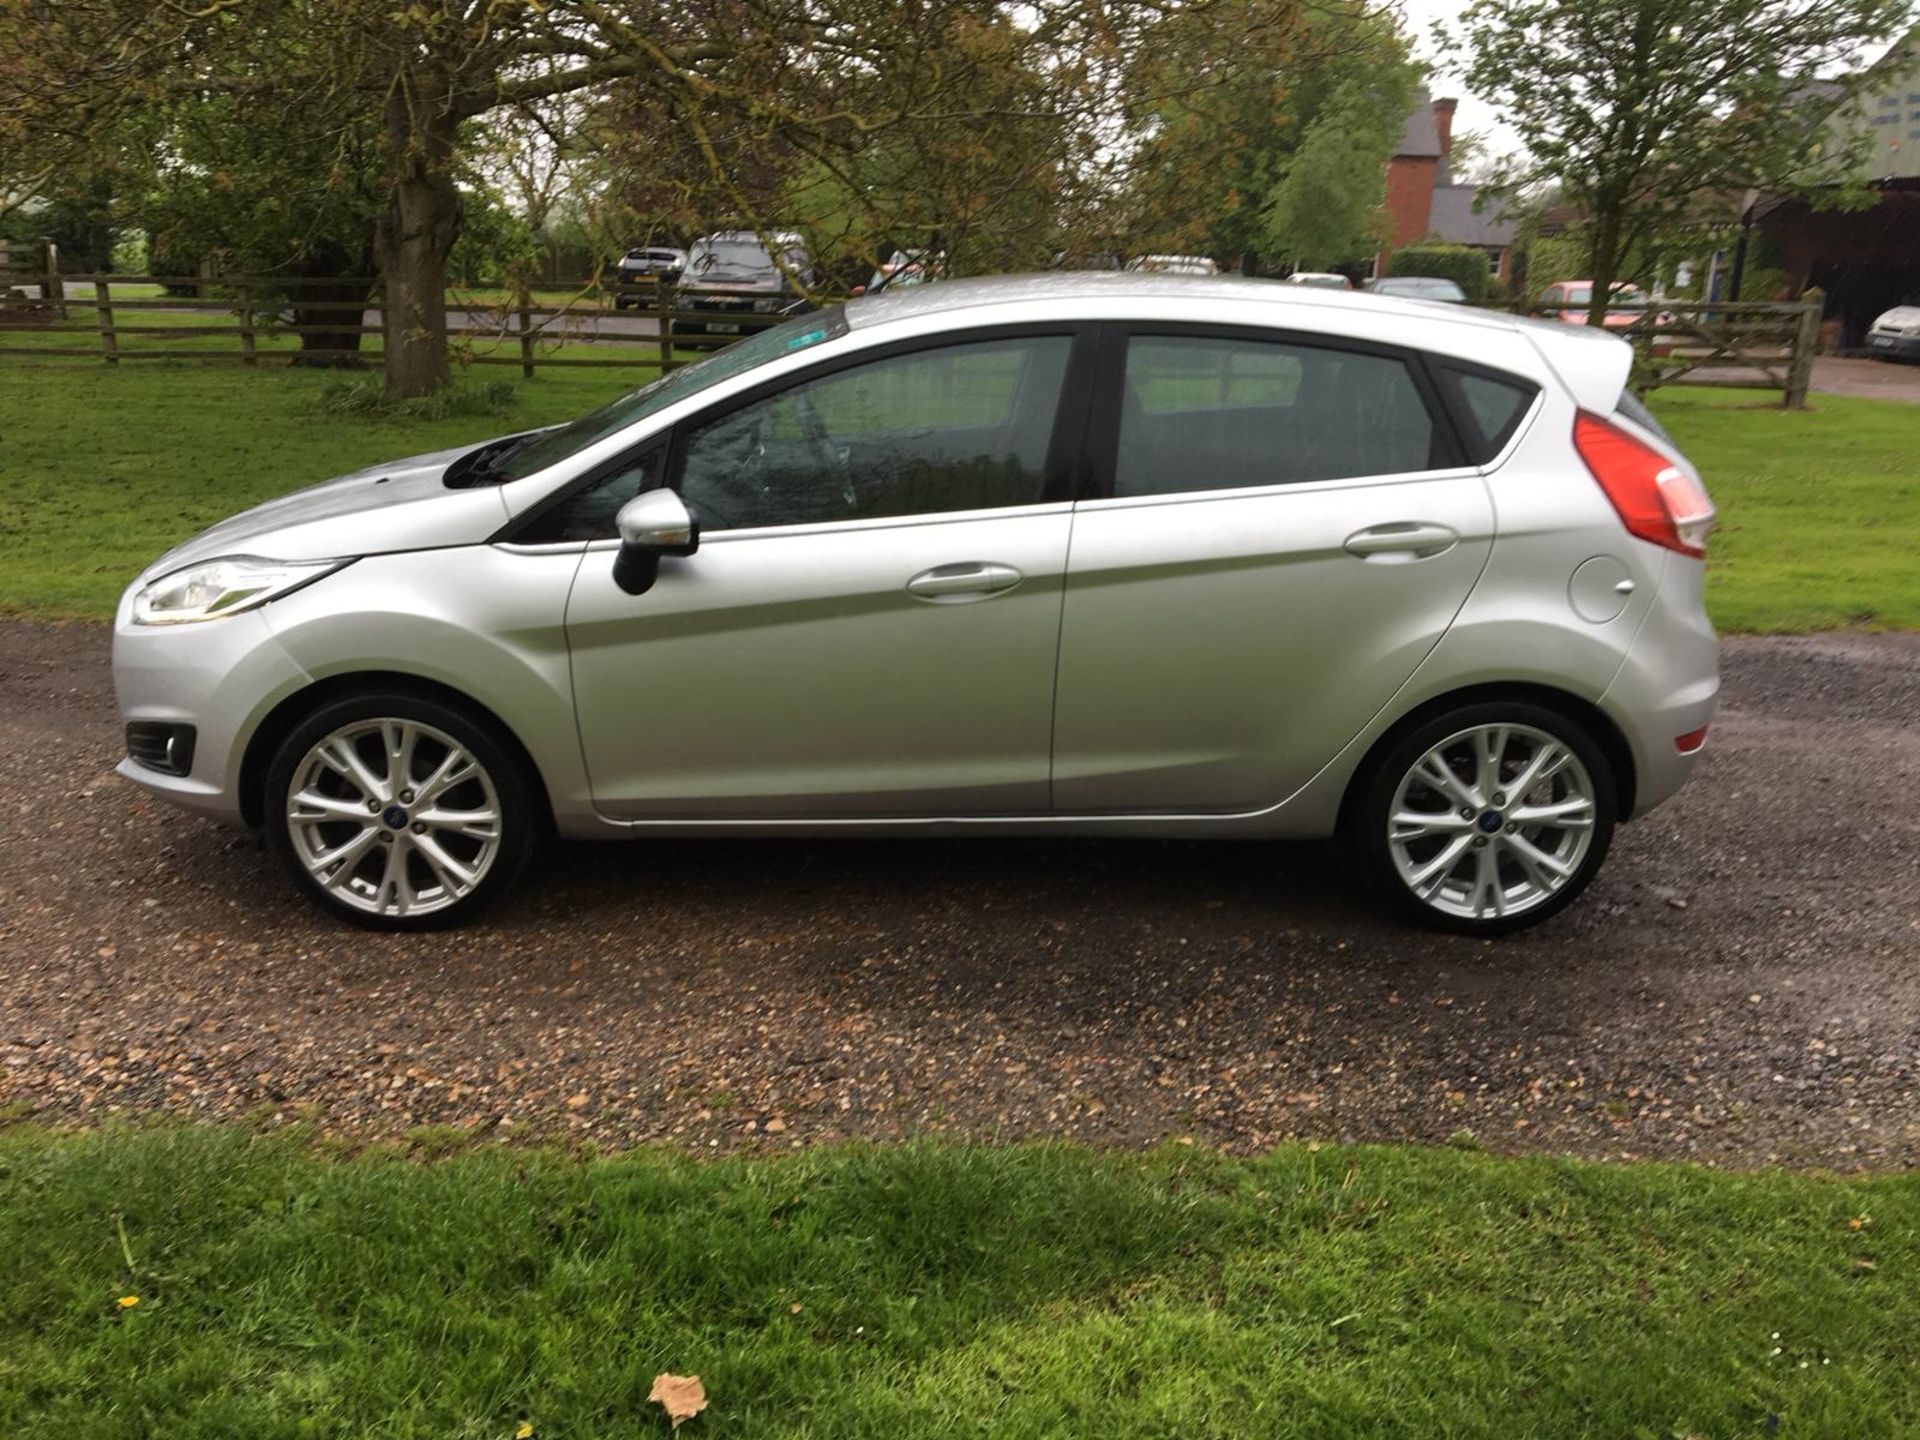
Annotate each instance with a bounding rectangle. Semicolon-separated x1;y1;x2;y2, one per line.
2;622;1916;1167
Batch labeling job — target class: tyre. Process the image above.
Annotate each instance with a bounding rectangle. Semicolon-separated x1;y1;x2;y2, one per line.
264;690;539;930
1349;700;1617;935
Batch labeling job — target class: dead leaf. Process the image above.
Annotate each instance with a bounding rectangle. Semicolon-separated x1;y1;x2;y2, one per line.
649;1373;708;1429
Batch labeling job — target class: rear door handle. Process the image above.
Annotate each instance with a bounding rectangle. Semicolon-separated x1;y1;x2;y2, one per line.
906;561;1024;602
1343;522;1459;561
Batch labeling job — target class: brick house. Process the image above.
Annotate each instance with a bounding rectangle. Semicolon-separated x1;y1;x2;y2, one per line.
1375;89;1518;284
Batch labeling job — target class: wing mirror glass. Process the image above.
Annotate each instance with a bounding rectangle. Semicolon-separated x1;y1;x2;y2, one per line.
612;489;699;596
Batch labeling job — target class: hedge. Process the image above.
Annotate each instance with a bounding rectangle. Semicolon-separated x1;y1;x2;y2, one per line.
1385;244;1492;301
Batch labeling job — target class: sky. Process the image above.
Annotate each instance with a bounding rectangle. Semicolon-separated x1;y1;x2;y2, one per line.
1392;0;1520;159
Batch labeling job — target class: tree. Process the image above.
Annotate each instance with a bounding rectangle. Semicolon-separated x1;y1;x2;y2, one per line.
1450;0;1909;324
5;0;1341;395
1120;1;1417;271
1262;69;1416;269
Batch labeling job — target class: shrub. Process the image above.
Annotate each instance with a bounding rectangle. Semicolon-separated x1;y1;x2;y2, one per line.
1386;243;1493;301
316;377;520;421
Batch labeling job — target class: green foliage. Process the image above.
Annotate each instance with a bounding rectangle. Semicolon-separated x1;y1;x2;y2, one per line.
1452;0;1907;317
1262;69;1418;270
6;1124;1920;1436
1386;243;1492;300
316;377;521;421
1123;4;1417;271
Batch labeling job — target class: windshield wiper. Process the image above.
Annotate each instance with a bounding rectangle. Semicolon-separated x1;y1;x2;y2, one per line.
445;433;536;489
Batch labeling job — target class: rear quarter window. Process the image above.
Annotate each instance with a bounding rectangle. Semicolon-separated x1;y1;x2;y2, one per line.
1433;362;1541;463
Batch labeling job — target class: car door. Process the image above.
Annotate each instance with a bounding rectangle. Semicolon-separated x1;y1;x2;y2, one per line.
561;326;1092;819
1050;325;1494;814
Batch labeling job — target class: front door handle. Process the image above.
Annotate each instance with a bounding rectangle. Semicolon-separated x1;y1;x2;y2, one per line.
906;561;1024;602
1343;522;1459;561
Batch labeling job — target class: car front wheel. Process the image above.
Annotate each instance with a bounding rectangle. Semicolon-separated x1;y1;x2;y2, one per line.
264;692;538;930
1352;701;1617;935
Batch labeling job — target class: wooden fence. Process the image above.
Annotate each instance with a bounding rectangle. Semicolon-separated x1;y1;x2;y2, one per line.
0;271;1825;407
1474;298;1823;409
0;271;791;375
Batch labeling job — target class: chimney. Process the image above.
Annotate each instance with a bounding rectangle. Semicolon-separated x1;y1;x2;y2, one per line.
1433;97;1458;160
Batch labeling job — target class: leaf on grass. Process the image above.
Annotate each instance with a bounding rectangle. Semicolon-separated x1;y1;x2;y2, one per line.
649;1373;708;1429
116;1295;140;1309
515;1424;534;1439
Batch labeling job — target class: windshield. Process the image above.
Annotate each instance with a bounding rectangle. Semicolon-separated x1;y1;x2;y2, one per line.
688;237;802;280
487;308;849;484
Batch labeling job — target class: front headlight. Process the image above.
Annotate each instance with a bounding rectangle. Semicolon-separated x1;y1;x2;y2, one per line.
132;555;351;626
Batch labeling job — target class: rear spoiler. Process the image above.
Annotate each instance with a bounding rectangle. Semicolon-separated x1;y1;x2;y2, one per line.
1515;316;1635;415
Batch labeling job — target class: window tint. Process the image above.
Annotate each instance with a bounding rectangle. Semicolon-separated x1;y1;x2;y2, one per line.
516;448;661;543
675;335;1071;531
1113;335;1438;497
1433;363;1540;462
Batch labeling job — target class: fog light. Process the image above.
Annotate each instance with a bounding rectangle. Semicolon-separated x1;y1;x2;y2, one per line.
127;722;197;776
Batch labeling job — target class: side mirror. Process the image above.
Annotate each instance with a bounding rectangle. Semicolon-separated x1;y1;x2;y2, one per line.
612;489;699;596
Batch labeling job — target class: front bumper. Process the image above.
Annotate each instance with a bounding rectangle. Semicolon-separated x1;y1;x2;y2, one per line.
1867;331;1920;360
111;581;315;827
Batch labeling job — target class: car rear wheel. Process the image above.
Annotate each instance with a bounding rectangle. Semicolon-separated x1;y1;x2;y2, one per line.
264;691;538;930
1351;701;1617;935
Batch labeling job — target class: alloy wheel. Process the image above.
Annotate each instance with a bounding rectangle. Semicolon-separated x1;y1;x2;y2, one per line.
283;718;503;920
1385;722;1597;922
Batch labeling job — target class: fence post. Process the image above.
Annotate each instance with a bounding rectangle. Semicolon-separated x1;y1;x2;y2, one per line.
517;279;535;380
237;284;258;367
40;237;64;319
93;278;117;365
1783;301;1820;411
655;277;673;373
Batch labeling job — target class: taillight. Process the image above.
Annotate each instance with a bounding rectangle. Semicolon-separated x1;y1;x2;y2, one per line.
1573;411;1715;557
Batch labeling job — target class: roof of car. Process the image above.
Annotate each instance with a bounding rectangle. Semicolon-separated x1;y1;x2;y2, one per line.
843;270;1518;333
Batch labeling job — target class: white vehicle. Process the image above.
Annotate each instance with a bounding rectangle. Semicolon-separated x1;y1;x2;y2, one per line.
1866;301;1920;361
1286;272;1354;290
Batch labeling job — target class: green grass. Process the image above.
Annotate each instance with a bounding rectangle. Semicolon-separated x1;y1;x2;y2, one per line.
0;358;1915;628
3;1124;1916;1437
0;362;645;617
1653;388;1920;631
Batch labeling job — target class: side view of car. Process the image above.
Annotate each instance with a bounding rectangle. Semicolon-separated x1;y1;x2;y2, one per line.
113;273;1718;936
1866;300;1920;361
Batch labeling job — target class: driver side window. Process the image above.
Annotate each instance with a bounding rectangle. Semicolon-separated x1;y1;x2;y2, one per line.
675;335;1072;531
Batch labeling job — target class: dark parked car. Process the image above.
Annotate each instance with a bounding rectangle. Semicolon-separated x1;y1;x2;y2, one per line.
611;246;687;308
672;230;813;346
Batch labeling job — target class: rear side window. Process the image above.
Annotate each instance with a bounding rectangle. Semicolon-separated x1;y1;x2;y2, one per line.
1113;335;1441;497
1432;362;1540;462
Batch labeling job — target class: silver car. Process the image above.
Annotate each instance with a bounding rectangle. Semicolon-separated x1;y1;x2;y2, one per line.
113;273;1719;934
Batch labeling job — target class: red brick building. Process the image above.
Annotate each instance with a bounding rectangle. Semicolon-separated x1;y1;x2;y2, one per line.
1375;90;1517;284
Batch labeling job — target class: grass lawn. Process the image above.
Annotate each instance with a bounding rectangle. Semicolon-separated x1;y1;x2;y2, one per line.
3;1123;1916;1438
0;358;1915;627
1652;388;1920;632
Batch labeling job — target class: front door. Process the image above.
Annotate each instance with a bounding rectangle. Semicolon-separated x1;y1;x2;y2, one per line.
565;328;1088;819
1051;327;1496;814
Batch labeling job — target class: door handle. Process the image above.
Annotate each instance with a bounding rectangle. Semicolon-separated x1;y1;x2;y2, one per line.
905;561;1024;602
1343;522;1459;561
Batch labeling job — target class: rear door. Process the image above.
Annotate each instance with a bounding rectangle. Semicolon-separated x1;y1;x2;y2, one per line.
1050;325;1494;814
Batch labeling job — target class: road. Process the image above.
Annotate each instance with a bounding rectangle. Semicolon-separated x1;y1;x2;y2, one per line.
1;622;1916;1167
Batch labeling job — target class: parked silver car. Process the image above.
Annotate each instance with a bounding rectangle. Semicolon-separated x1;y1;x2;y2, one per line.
114;273;1719;934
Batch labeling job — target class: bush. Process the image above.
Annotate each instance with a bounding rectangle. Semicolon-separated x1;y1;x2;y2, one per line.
1386;243;1492;301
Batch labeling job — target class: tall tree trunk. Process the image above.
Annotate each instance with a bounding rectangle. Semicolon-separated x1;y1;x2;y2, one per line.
1586;205;1622;327
375;77;462;398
